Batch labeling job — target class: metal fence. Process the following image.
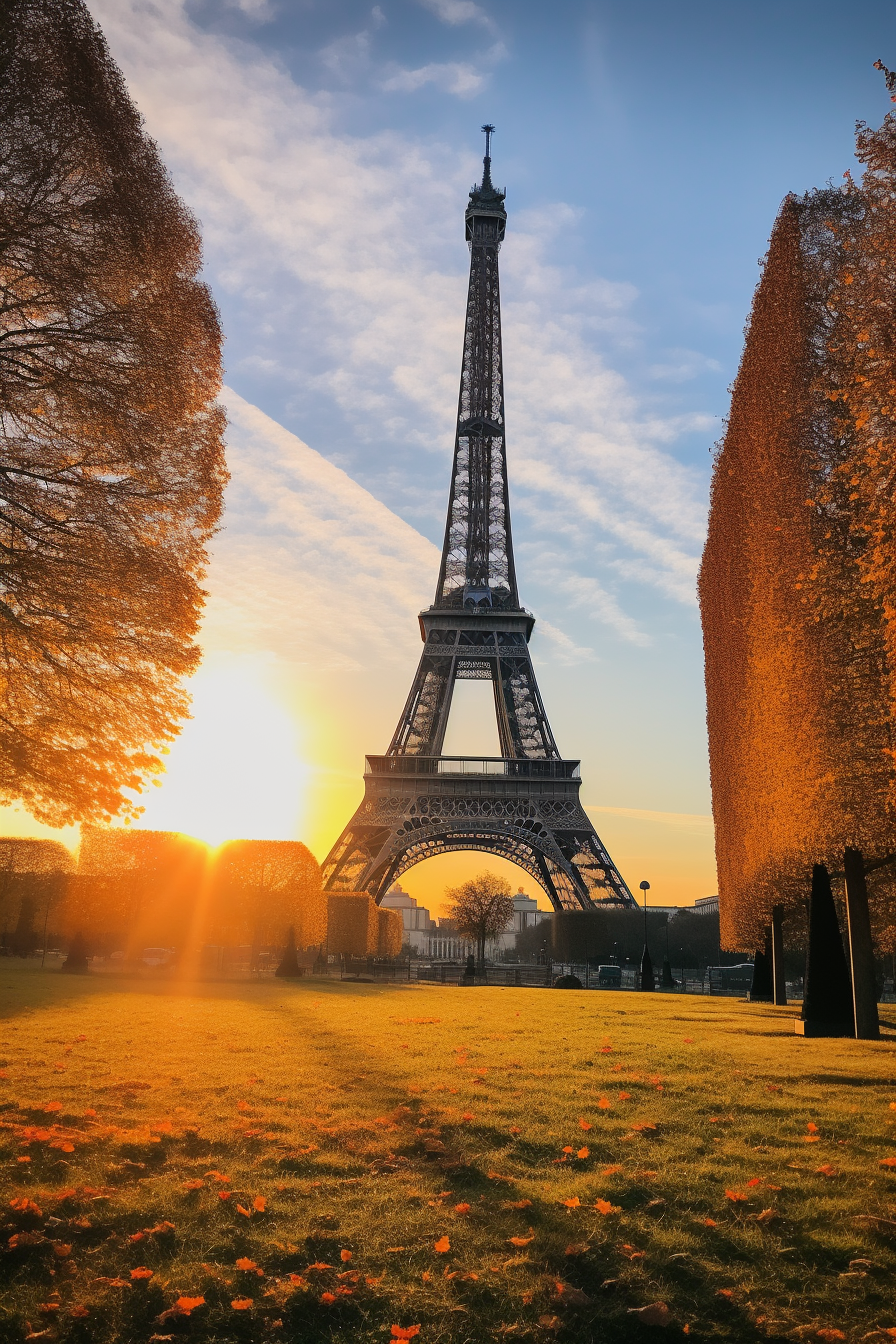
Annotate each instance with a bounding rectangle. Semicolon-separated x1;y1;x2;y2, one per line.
330;958;803;997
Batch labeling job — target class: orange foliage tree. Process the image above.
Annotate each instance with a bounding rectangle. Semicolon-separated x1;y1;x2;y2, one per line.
700;94;896;954
210;840;324;955
0;0;226;827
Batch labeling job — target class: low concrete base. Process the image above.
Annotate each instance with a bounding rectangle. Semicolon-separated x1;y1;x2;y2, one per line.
794;1019;854;1038
747;992;773;1003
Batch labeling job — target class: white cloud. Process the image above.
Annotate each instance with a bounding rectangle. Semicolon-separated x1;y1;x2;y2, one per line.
416;0;497;32
381;60;485;97
226;0;275;19
649;347;724;383
88;0;708;641
204;389;436;671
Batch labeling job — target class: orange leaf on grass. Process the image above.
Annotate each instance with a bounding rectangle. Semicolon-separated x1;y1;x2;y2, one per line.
561;1197;580;1209
504;1199;532;1210
218;1191;231;1201
174;1296;205;1315
307;1262;334;1271
594;1199;621;1215
182;1179;204;1191
508;1235;534;1247
231;1298;253;1310
320;1292;337;1304
461;1112;474;1122
725;1190;747;1202
578;1118;592;1132
454;1203;471;1214
601;1164;623;1177
10;1198;42;1216
577;1147;589;1160
130;1268;153;1280
391;1328;421;1340
340;1250;352;1262
236;1204;251;1217
806;1123;818;1133
253;1196;266;1212
509;1126;521;1135
619;1092;632;1101
879;1157;896;1168
816;1165;839;1178
562;1146;573;1154
236;1258;259;1272
816;1332;845;1341
703;1218;717;1227
434;1236;450;1253
597;1097;612;1110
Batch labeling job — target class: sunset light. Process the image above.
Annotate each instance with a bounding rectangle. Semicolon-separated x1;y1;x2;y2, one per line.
4;4;896;1340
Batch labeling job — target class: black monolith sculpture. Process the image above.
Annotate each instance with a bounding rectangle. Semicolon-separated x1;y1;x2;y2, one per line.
275;926;301;979
748;928;773;1002
795;864;853;1037
639;946;655;992
60;932;89;974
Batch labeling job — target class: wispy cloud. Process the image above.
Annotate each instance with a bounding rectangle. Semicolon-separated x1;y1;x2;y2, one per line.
416;0;497;33
90;0;709;644
381;60;485;97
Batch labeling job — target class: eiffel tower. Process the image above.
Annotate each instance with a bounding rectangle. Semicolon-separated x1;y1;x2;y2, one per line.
321;128;636;912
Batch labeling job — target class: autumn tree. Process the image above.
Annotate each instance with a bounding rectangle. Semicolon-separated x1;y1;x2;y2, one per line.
699;78;896;1005
0;836;72;952
211;840;324;959
0;0;226;826
445;871;513;969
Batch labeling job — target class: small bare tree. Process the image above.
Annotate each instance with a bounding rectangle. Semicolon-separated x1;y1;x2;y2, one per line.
445;871;513;969
0;0;226;825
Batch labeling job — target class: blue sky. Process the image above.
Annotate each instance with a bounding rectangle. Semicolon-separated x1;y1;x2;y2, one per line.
12;0;894;907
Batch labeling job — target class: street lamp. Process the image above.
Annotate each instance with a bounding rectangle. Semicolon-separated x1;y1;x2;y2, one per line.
638;880;655;992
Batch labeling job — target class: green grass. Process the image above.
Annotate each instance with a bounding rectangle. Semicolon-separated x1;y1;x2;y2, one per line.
1;964;896;1343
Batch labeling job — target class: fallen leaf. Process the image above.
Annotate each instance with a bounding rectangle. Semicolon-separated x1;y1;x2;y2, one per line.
391;1329;421;1341
627;1303;671;1326
454;1203;471;1215
236;1258;260;1272
755;1208;777;1225
253;1196;266;1212
578;1118;592;1131
598;1097;612;1110
174;1296;205;1315
561;1197;580;1209
320;1292;336;1304
725;1189;747;1202
816;1165;839;1178
703;1218;717;1228
879;1157;896;1168
131;1268;153;1280
508;1235;534;1247
594;1199;621;1215
434;1236;450;1253
231;1299;253;1311
340;1250;352;1262
577;1147;589;1160
816;1332;846;1341
182;1179;203;1192
601;1164;623;1176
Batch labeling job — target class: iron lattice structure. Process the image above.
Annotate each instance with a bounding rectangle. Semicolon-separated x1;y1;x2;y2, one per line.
322;130;636;911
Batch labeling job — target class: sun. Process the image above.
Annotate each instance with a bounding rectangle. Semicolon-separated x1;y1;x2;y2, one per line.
133;655;309;847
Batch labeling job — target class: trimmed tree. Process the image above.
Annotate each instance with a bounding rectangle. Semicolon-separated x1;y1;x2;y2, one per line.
446;872;513;970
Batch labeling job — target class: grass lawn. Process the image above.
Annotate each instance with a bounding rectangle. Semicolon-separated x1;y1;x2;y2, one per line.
1;966;896;1343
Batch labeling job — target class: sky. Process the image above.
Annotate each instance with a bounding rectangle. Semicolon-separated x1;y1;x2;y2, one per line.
5;0;896;913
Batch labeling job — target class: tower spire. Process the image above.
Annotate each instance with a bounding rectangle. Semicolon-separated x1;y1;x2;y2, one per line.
481;122;495;189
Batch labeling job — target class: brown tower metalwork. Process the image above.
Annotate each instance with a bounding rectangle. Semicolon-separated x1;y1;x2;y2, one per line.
321;128;636;911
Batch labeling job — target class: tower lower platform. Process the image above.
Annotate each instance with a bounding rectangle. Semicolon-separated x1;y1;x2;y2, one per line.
321;755;636;911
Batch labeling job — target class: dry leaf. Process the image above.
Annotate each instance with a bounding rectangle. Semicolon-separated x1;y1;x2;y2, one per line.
627;1303;671;1326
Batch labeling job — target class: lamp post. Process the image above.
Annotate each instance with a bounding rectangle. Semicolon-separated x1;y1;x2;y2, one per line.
638;880;655;992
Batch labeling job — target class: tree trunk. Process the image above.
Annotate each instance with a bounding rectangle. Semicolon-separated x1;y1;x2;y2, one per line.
843;848;880;1040
771;904;787;1005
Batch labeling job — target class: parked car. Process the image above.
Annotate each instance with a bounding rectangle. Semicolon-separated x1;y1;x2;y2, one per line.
141;947;175;967
596;964;622;987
